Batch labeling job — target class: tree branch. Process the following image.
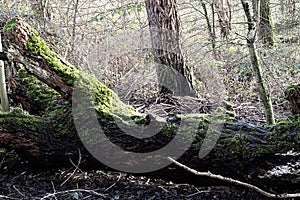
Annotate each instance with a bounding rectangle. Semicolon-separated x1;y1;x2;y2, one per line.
167;157;300;199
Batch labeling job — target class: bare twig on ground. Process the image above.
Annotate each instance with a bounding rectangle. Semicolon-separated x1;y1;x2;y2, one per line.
60;148;82;187
167;157;300;199
104;173;122;192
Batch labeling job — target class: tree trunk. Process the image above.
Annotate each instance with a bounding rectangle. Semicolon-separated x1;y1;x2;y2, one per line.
0;17;300;192
145;0;194;96
241;0;275;125
214;0;231;39
258;0;275;46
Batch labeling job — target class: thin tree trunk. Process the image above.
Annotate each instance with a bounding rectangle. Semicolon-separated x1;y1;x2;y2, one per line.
241;0;275;125
0;33;9;112
201;0;217;59
214;0;231;39
145;0;194;96
71;0;79;54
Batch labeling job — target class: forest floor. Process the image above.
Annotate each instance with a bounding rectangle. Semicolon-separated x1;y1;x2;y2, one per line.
1;169;274;199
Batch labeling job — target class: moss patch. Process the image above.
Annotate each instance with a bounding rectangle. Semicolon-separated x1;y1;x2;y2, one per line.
3;16;18;32
24;29;79;86
266;114;300;152
0;108;43;131
75;73;140;119
44;104;76;138
18;68;60;113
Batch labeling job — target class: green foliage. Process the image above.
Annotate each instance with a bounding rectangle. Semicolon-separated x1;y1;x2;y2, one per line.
112;3;144;17
275;64;300;79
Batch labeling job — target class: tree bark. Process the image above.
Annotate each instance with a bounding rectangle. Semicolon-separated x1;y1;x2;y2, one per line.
0;17;300;192
145;0;194;96
258;0;275;46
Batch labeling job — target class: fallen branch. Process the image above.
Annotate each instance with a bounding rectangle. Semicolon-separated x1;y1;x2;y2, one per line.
167;157;300;199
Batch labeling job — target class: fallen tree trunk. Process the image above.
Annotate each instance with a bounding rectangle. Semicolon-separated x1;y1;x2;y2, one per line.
0;17;299;192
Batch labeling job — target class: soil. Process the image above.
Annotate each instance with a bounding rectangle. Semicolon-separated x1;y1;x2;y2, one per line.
0;169;275;199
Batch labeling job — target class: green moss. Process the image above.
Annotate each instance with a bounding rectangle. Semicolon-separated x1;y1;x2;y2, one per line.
18;68;60;112
45;105;76;138
3;16;18;32
0;108;43;131
266;114;300;152
177;109;236;150
5;18;143;125
160;123;179;137
24;29;79;85
223;101;233;111
229;134;250;156
75;73;140;119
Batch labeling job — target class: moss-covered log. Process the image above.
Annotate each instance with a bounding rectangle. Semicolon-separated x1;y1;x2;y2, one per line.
0;17;300;192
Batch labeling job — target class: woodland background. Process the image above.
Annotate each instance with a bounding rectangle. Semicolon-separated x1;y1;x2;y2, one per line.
0;0;299;199
1;0;299;124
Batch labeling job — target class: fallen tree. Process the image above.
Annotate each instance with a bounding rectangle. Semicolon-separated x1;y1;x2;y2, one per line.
0;17;299;193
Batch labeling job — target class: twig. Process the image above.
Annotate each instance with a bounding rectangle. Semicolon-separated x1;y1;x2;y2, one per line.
40;189;106;199
51;181;58;200
187;189;210;198
12;185;25;197
60;148;82;186
157;186;177;197
0;195;20;200
167;157;300;199
104;173;122;192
